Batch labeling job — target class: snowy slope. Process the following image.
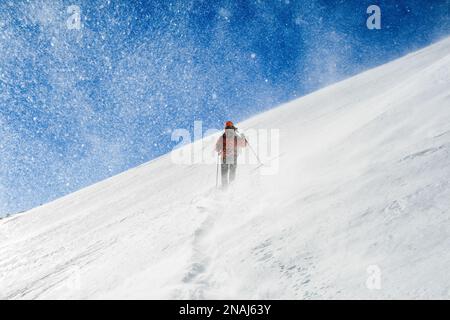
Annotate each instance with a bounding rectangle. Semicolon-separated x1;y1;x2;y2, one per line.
1;37;449;300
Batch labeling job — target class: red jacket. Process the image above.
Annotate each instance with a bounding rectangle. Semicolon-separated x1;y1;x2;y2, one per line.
216;129;247;161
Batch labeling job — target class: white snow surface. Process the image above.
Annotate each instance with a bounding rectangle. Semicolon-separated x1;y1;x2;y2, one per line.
1;37;450;299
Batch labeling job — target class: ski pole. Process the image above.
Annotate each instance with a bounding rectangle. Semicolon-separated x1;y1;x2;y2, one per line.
236;129;264;166
247;141;264;166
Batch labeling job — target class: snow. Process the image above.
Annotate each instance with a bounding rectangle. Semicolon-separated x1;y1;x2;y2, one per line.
1;37;449;299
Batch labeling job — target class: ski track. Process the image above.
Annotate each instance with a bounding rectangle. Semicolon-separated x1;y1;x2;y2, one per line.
178;188;240;299
180;193;222;299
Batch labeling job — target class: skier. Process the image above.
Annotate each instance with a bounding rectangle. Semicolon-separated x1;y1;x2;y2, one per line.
215;121;248;187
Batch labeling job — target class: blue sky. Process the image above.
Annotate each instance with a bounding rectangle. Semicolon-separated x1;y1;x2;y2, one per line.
0;0;449;216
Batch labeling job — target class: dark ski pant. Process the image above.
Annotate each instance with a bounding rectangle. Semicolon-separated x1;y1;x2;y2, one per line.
221;163;237;187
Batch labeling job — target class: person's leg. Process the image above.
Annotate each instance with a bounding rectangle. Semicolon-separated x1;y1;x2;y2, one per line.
221;163;229;187
229;163;237;182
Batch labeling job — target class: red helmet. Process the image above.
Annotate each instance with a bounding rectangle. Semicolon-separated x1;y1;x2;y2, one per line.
225;121;234;128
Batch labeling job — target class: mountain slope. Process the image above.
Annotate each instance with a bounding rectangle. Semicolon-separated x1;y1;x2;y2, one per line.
1;37;449;299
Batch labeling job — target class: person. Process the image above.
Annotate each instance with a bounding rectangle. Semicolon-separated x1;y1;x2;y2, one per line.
215;121;247;187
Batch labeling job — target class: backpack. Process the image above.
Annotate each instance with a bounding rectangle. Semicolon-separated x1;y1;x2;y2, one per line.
222;132;238;157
